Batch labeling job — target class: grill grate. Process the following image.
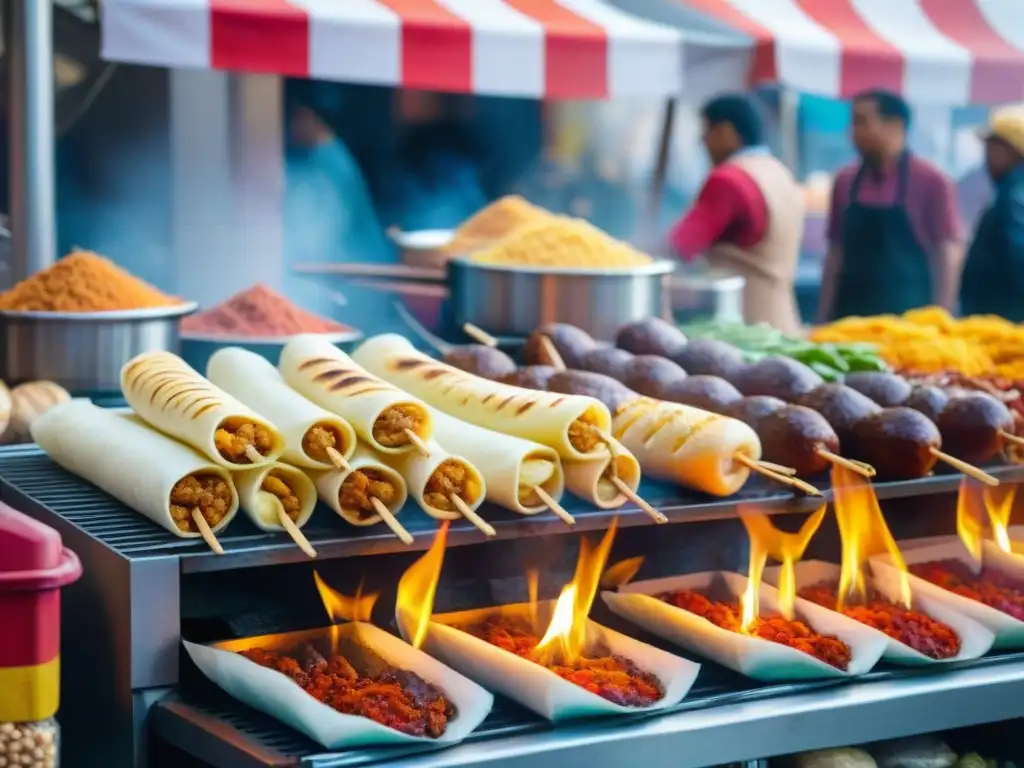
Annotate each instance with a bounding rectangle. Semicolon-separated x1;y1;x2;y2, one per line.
153;650;1024;767
1;447;1015;570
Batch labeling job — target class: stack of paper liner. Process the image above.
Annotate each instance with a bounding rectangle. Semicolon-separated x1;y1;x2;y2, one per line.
762;560;994;664
184;623;493;750
397;600;700;721
602;571;888;682
871;535;1024;649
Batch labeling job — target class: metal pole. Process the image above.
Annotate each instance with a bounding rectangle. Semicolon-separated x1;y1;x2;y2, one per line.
6;0;57;281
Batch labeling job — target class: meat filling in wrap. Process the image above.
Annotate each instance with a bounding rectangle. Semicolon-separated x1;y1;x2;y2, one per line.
339;469;397;521
424;459;481;512
262;473;302;522
372;405;426;448
214;417;275;463
567;408;606;455
302;422;347;463
170;474;233;532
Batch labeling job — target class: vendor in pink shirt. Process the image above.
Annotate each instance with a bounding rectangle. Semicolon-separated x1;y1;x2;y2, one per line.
817;91;963;321
668;95;805;335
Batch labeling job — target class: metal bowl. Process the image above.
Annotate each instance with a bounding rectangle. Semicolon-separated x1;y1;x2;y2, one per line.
0;302;198;395
669;268;746;324
179;329;364;375
387;227;457;270
448;258;675;341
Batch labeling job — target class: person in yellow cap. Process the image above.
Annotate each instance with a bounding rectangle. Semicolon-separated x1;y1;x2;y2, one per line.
960;106;1024;320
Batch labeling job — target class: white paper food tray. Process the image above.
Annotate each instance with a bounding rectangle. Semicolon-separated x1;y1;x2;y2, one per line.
184;622;493;749
871;537;1024;649
602;571;888;682
398;600;700;722
763;559;993;665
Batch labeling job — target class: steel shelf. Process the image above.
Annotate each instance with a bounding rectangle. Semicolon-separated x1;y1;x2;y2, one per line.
150;653;1024;768
0;445;1020;574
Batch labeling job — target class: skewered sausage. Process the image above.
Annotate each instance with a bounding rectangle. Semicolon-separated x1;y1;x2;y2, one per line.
580;346;636;380
904;385;950;422
843;371;913;407
623;355;687;399
615;317;687;357
523;323;598;368
661;376;743;413
547;370;639;414
671;338;746;378
936;393;1014;465
724;396;787;430
731;357;824;401
797;384;882;445
499;366;560;390
444;345;518;380
847;407;941;480
758;406;840;477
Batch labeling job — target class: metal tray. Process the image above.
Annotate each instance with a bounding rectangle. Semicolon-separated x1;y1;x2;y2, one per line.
0;446;1020;574
151;646;1024;768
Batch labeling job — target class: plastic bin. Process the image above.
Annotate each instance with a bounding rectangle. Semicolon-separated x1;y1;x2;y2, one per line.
0;503;81;767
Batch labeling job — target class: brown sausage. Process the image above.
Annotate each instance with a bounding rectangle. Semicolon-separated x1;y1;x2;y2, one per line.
522;323;598;368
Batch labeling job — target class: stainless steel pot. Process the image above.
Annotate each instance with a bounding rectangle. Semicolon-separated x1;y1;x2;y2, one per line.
0;303;198;394
448;259;675;341
669;268;745;324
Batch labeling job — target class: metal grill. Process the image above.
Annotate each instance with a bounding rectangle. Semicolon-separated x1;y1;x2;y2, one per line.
154;650;1024;768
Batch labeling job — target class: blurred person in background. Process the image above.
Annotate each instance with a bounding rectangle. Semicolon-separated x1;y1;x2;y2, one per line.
668;94;805;335
817;91;962;321
959;106;1024;321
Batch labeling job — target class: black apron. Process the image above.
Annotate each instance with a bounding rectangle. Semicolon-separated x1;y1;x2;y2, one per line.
833;152;932;319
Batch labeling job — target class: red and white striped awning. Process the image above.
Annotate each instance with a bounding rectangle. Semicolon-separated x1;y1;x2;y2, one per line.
100;0;685;100
678;0;1024;104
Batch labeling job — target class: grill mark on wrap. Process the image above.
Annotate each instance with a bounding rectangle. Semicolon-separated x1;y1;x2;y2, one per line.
422;369;449;381
671;416;718;454
549;397;565;408
495;395;517;412
298;357;335;371
312;368;347;384
516;400;537;415
392;358;426;371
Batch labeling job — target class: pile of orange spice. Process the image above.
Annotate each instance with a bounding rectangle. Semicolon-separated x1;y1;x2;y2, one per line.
181;283;351;337
0;250;181;312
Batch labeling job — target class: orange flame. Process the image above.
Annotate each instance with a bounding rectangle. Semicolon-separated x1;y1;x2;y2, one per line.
985;485;1016;554
832;465;910;610
534;518;619;664
739;504;826;624
957;480;1017;559
395;522;449;649
313;571;378;624
526;569;540;632
601;556;645;590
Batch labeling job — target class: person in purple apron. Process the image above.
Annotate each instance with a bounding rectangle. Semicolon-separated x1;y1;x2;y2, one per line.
817;91;963;320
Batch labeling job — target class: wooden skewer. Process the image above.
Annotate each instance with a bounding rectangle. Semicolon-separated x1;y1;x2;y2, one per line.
1001;430;1024;448
276;506;317;558
326;446;351;471
758;461;797;476
734;453;822;496
929;448;999;487
370;497;413;545
450;495;496;537
533;485;575;525
244;444;264;464
539;336;566;370
404;429;431;457
816;448;876;478
610;477;667;523
191;508;224;555
462;322;498;347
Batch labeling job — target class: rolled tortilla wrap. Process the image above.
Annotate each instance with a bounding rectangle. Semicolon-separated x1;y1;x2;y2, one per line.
353;334;611;460
233;461;317;532
613;398;761;496
206;347;356;469
428;407;564;515
279;334;433;455
564;441;641;509
31;400;239;537
313;445;409;527
378;439;487;521
121;351;285;468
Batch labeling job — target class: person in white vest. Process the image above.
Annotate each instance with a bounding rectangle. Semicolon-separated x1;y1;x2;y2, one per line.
667;94;806;336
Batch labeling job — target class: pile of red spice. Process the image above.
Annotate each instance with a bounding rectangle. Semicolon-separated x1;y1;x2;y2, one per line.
181;283;353;337
469;617;664;707
798;582;960;659
662;589;852;670
910;560;1024;621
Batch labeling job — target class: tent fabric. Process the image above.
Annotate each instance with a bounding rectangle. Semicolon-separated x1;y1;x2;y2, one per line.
673;0;1024;104
99;0;686;100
